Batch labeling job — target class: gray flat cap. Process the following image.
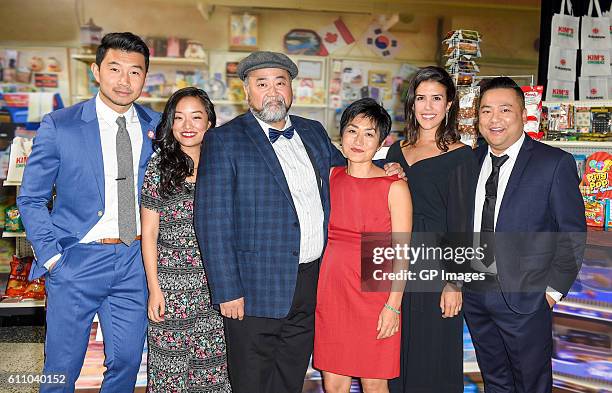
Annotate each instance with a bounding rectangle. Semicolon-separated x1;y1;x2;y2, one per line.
237;51;298;80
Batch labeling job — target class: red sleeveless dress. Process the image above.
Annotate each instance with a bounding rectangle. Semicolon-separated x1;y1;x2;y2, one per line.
314;167;401;379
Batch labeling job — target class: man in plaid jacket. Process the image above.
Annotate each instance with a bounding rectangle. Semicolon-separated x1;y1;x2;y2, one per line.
195;51;401;393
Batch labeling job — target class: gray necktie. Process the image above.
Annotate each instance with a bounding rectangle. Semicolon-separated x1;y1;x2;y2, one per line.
116;116;137;246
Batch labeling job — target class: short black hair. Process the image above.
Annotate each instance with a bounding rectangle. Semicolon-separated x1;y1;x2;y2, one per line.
479;76;525;109
340;98;391;144
96;32;150;72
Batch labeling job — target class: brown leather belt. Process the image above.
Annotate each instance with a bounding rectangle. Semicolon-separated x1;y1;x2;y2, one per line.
96;235;142;244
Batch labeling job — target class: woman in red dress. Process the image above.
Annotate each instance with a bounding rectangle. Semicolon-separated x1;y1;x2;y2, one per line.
314;98;413;393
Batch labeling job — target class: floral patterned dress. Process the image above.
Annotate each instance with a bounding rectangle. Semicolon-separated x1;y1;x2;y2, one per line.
142;155;231;393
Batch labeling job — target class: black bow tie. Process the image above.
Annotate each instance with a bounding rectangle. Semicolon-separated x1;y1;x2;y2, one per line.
268;126;295;143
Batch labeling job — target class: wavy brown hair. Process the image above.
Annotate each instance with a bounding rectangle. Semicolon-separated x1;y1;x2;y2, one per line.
404;66;460;151
154;87;216;198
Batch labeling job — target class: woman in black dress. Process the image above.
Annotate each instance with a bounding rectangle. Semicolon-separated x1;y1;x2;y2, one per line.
387;66;476;393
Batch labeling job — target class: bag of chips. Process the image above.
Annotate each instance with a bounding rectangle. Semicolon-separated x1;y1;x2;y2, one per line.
4;204;23;233
5;256;32;297
22;276;45;300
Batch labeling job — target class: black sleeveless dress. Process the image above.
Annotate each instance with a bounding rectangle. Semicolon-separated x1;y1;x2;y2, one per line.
387;141;476;393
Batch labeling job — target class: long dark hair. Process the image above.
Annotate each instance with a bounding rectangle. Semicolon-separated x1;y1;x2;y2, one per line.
154;87;216;198
404;66;460;151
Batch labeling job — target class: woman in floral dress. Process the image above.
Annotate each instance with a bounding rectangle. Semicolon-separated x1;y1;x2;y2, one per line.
141;87;231;392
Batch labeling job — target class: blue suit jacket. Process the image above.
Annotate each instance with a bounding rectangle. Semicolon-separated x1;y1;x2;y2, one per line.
473;135;586;314
194;111;345;318
17;97;160;279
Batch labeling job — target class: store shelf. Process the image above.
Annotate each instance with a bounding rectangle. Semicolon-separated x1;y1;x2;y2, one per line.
2;180;21;186
554;300;612;322
214;100;248;106
541;140;612;149
0;298;45;308
2;232;26;238
587;228;612;247
71;53;207;66
73;95;170;104
543;100;612;107
553;372;612;391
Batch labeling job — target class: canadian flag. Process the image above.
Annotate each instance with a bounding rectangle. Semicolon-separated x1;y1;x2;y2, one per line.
318;18;355;55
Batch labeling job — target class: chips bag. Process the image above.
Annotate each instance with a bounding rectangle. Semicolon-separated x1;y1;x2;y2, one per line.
5;256;32;297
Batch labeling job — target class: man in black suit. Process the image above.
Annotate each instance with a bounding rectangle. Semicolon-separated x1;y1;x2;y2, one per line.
463;77;586;393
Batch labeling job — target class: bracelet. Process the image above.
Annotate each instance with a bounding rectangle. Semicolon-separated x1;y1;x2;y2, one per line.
384;303;400;315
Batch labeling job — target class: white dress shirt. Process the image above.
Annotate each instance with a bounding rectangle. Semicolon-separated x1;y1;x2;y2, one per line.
44;94;143;269
473;133;562;302
254;114;324;264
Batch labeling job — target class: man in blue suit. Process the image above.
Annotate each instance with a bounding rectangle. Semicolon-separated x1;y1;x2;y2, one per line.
463;77;586;393
195;52;400;393
17;33;159;392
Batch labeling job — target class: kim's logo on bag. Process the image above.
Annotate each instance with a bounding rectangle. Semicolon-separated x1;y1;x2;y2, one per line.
592;88;598;95
552;88;570;99
593;28;600;34
587;54;606;65
558;26;575;37
560;59;567;66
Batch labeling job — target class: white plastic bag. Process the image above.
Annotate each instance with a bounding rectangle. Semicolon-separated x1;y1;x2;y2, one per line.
581;0;611;49
581;48;612;76
546;79;575;101
579;76;609;99
551;0;580;49
548;46;577;81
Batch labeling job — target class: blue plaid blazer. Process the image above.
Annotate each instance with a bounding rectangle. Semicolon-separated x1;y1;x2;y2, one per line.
194;111;345;318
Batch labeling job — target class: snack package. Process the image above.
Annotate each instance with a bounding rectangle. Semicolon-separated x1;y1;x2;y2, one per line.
445;59;480;74
574;154;587;179
444;30;482;42
453;73;474;86
581;151;612;199
547;104;574;132
574;106;592;133
584;197;606;227
22;276;45;300
445;45;481;59
457;86;480;136
521;86;544;139
4;204;23;233
5;256;32;297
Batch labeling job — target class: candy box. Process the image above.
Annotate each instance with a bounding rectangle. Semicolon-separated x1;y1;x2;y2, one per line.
581;152;612;199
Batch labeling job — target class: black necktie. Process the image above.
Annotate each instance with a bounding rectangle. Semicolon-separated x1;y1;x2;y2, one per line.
480;153;509;267
268;126;295;143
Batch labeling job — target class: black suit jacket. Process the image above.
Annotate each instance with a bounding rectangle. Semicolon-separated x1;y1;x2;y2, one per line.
472;135;586;314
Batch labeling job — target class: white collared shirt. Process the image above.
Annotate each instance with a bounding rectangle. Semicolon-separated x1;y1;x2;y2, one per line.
473;133;525;236
473;133;562;302
80;94;144;242
253;113;324;264
45;95;144;269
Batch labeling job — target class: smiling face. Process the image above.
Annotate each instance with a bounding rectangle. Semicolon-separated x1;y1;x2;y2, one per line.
478;88;527;155
341;114;381;163
414;80;452;135
172;96;211;154
244;68;293;124
91;48;146;113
